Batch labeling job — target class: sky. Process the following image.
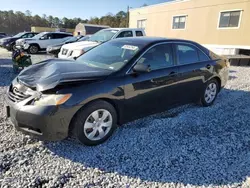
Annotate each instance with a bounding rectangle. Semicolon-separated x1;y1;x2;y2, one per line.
1;0;169;19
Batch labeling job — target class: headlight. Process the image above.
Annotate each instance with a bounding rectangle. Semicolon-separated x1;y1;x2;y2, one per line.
3;39;10;42
34;94;72;106
51;46;60;50
72;49;85;57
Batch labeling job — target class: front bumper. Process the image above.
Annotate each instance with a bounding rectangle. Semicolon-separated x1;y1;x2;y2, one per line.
5;86;76;141
23;43;30;50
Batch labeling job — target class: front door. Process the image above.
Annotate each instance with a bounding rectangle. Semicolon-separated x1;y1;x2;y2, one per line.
123;43;179;121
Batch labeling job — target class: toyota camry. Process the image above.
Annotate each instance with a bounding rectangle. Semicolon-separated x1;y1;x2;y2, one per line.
6;37;229;146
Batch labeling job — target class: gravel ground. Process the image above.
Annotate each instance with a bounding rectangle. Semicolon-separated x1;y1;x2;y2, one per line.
1;47;250;188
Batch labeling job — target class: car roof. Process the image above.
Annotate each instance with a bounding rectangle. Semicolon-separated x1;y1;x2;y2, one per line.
50;32;72;34
102;28;144;31
110;37;198;45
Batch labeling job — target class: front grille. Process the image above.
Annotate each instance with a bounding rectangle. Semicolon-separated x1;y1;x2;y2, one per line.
62;49;68;55
8;86;31;103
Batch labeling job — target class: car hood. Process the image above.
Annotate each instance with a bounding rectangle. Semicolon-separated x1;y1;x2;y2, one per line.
62;41;99;50
0;37;16;41
25;38;39;43
17;59;113;91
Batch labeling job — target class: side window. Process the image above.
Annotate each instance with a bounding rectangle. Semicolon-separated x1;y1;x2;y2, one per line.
137;44;174;70
52;34;62;39
21;34;29;38
116;31;133;38
176;44;199;65
198;49;210;61
136;31;143;36
27;33;35;38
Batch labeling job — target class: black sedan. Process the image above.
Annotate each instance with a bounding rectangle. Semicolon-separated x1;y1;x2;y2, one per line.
46;35;91;57
6;37;229;146
0;32;38;51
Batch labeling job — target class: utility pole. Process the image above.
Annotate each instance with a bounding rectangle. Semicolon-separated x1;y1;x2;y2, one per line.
127;6;130;28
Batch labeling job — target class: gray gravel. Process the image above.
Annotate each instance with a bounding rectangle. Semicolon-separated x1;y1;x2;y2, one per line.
1;47;250;188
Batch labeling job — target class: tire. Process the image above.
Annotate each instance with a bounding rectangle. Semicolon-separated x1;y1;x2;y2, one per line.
73;100;117;146
11;44;16;51
200;79;219;107
28;44;39;54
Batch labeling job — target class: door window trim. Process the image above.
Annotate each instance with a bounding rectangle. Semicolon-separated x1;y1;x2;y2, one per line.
126;41;211;74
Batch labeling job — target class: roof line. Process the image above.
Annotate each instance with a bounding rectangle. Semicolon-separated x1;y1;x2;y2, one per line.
78;23;110;28
129;0;190;11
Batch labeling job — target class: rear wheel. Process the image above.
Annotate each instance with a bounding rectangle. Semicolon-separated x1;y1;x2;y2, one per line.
73;100;117;146
28;44;39;54
200;79;219;107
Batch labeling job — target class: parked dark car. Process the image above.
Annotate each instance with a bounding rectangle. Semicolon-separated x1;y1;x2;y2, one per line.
46;35;90;57
0;32;7;39
6;37;229;146
0;32;38;51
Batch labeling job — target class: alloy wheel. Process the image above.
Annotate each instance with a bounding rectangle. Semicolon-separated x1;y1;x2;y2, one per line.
30;46;38;54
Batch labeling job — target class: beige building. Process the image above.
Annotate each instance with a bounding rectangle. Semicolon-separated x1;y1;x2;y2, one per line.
129;0;250;55
74;23;109;36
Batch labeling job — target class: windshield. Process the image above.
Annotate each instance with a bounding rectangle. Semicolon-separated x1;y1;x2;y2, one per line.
65;36;78;43
13;32;25;38
32;32;47;39
78;35;90;42
77;41;144;71
88;29;118;42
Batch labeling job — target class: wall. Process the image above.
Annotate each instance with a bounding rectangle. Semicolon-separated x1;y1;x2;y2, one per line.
130;0;250;49
31;27;74;33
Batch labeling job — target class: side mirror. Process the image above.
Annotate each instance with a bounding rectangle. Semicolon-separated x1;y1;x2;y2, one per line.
133;63;151;73
40;37;45;40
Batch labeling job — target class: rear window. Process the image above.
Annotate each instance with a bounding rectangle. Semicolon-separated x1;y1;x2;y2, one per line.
209;50;222;60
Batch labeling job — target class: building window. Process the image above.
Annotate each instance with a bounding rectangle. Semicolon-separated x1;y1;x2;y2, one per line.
172;15;187;29
219;10;242;28
137;19;146;29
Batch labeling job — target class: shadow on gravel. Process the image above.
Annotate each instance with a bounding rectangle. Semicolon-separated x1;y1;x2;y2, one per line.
0;58;18;86
46;88;250;186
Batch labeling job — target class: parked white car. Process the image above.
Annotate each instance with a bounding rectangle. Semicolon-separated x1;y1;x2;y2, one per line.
21;32;73;54
58;28;146;59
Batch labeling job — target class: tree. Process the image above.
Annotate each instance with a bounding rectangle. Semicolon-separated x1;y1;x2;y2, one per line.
0;9;129;35
25;10;32;16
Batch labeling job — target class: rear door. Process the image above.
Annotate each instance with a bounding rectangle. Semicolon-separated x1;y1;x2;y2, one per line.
173;43;214;103
123;43;179;121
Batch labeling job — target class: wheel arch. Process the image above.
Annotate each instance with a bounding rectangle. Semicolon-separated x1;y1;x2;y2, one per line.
68;98;121;136
210;76;222;91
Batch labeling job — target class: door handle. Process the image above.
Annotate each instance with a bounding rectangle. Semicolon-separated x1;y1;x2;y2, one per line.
206;64;211;69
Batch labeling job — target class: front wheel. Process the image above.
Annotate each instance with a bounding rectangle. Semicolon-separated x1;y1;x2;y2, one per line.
73;100;117;146
200;79;219;107
28;45;39;54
